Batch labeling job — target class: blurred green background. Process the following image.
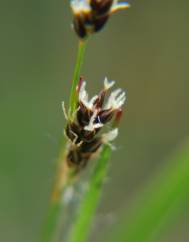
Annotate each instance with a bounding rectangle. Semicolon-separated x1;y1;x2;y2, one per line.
0;0;189;241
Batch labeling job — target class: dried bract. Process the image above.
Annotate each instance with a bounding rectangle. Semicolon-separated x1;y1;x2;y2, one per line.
63;77;126;172
70;0;130;38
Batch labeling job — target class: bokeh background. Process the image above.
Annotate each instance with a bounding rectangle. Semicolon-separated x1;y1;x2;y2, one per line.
1;0;189;241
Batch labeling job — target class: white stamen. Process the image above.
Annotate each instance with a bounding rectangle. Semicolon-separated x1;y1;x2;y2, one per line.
104;77;115;90
79;81;99;110
62;101;68;120
79;81;91;108
111;1;130;13
63;186;74;204
88;95;99;107
102;128;119;143
71;0;91;14
84;110;103;131
79;81;88;102
104;88;126;110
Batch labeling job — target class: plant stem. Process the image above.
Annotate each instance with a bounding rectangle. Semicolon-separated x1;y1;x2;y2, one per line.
39;40;87;242
69;40;87;117
67;145;112;242
39;139;68;242
39;201;61;242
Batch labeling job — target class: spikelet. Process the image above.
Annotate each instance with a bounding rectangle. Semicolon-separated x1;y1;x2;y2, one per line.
70;0;130;38
63;76;126;172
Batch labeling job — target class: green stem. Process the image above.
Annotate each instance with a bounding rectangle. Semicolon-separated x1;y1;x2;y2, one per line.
69;40;87;117
67;145;112;242
39;139;66;242
40;201;61;242
39;40;87;242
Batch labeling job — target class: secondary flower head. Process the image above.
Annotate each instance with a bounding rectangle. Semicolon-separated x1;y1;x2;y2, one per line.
70;0;130;38
63;76;126;172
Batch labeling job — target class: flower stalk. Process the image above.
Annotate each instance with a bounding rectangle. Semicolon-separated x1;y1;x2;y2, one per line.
39;40;87;242
69;40;87;117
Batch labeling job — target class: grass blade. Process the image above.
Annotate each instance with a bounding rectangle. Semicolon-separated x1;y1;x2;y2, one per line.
108;139;189;242
67;145;112;242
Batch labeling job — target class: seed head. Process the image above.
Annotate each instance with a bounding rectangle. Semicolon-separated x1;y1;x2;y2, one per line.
63;76;126;172
70;0;130;38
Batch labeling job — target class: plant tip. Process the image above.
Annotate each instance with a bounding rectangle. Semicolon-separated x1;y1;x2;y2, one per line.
70;0;130;38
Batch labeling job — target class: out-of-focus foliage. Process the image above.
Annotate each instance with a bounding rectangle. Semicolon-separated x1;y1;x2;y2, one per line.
107;139;189;242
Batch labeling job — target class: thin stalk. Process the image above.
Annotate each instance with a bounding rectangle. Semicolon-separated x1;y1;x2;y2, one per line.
69;40;87;117
39;140;70;242
67;145;112;242
39;40;87;242
39;201;61;242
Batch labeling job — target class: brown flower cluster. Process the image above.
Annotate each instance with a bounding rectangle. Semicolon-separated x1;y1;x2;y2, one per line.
63;77;126;172
70;0;130;38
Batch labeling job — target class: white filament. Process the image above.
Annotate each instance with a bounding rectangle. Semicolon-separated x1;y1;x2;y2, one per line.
104;77;115;90
104;88;126;110
71;0;91;14
102;128;119;143
79;81;98;110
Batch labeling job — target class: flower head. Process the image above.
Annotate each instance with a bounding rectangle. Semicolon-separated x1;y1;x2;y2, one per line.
71;0;130;38
64;76;126;172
